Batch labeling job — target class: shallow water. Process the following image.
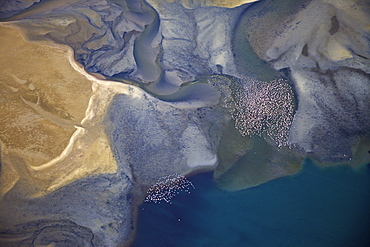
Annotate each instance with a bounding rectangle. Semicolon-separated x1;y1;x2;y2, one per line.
133;159;370;247
1;0;369;246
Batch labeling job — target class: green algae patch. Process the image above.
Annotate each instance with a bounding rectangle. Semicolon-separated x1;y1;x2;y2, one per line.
215;135;303;191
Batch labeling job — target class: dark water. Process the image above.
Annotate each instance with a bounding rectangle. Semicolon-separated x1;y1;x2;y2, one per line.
132;160;370;247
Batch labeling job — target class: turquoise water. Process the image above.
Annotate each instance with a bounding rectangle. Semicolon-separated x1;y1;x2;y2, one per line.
133;160;370;247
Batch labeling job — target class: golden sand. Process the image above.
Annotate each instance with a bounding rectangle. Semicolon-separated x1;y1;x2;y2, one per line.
148;0;259;9
0;24;119;197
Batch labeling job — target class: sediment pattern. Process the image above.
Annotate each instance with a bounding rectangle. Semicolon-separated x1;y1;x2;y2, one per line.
0;0;369;246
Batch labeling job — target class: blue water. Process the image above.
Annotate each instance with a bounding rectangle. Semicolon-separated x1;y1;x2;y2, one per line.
132;160;370;247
